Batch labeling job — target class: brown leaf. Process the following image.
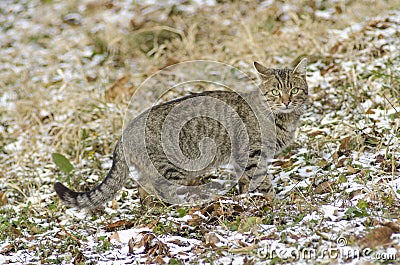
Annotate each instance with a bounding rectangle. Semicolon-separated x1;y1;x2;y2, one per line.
109;232;121;243
103;220;134;232
384;222;400;233
339;136;352;151
337;157;346;168
154;256;166;264
329;42;342;55
368;20;391;29
188;210;205;227
238;240;250;247
187;216;202;227
314;181;334;194
111;199;118;210
317;159;328;168
205;232;220;246
346;165;360;174
105;75;134;102
0;191;8;206
308;130;326;137
375;154;385;163
73;251;86;265
146;219;160;230
281;159;294;169
359;226;394;249
140;233;170;257
128;238;135;254
0;244;15;254
273;159;293;168
165;238;190;247
228;245;256;254
321;64;339;75
332;151;339;162
159;57;180;70
130;16;146;30
193;245;205;255
189;206;201;215
365;108;375;114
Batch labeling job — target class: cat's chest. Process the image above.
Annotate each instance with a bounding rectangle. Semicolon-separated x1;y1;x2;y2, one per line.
285;121;298;133
275;113;300;134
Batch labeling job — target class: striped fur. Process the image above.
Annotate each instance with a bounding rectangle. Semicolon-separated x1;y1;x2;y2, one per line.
54;59;308;209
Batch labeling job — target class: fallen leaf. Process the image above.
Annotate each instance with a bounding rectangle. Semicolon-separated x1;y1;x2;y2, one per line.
308;130;326;137
346;165;360;174
317;159;328;168
158;57;180;70
73;251;86;265
281;159;294;169
111;199;118;210
188;212;205;227
139;233;170;257
238;216;262;233
0;244;14;254
339;136;352;152
205;232;220;246
228;245;257;254
375;154;385;163
332;151;339;162
165;238;190;247
384;222;400;233
337;157;346;168
314;181;334;194
365;108;375;114
105;75;134;102
128;238;135;254
329;42;342;55
368;20;391;29
0;191;8;206
359;226;394;249
103;220;134;231
109;232;121;243
146;219;160;230
154;256;166;264
321;63;339;75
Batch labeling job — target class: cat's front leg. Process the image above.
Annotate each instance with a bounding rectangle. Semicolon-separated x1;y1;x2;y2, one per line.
238;168;275;200
254;174;276;200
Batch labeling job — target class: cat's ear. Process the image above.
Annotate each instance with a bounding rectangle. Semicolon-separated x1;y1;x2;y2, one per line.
292;58;307;76
254;61;274;77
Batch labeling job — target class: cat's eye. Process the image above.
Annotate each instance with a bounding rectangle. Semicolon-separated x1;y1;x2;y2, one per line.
291;87;300;94
271;89;280;96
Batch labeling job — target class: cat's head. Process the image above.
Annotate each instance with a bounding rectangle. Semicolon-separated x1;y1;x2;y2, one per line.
254;59;308;114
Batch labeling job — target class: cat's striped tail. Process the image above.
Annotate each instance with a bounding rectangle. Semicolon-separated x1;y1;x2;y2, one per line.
54;141;128;209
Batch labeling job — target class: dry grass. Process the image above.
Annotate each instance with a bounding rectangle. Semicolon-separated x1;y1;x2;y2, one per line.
1;0;400;264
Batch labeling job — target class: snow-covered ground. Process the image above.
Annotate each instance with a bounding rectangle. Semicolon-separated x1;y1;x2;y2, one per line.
0;1;399;264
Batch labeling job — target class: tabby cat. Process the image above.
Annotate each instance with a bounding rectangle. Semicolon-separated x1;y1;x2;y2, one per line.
54;59;308;209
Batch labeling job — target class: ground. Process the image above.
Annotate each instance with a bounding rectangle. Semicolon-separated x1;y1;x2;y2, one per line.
0;0;399;264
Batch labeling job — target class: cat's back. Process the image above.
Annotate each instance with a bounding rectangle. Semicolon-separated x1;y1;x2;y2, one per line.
122;90;268;164
125;90;260;132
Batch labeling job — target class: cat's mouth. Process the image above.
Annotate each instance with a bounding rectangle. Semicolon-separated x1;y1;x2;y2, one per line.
278;108;294;113
275;104;295;113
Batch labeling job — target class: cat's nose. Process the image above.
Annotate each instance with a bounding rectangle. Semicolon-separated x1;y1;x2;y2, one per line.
283;101;290;107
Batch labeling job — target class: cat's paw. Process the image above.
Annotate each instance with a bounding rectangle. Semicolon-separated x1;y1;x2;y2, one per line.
255;182;276;200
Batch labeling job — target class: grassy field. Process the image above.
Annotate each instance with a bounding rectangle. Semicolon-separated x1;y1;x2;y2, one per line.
1;0;400;264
